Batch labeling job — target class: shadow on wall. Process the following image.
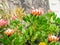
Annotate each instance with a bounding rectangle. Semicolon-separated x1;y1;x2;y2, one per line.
20;0;50;13
0;0;50;13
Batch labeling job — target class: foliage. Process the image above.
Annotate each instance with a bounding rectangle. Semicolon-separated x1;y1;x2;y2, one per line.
22;12;60;45
11;7;26;20
0;9;60;45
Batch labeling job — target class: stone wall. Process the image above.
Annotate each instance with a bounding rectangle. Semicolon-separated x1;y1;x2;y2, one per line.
0;0;50;13
20;0;50;13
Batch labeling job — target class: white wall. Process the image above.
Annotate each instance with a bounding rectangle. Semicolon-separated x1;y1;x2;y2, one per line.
49;0;60;17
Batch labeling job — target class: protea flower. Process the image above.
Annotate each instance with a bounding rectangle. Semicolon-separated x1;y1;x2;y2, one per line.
4;29;15;36
30;8;44;16
48;9;52;12
0;19;7;27
48;34;59;42
11;15;16;20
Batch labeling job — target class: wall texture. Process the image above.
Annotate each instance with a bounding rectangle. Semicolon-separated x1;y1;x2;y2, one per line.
20;0;50;13
0;0;49;13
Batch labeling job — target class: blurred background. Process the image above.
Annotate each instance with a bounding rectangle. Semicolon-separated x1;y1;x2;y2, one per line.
0;0;49;13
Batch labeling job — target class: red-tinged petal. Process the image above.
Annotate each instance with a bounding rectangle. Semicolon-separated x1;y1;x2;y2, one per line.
12;15;16;20
48;9;52;12
4;29;15;36
0;19;7;27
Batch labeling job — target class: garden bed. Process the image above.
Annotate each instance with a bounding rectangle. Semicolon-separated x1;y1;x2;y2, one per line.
0;8;60;45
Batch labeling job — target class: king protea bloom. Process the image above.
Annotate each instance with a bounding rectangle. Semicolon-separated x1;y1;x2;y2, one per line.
11;15;16;20
4;29;15;36
0;19;7;27
48;34;59;42
30;9;44;16
48;9;52;12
